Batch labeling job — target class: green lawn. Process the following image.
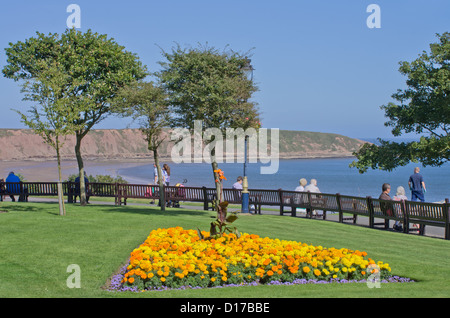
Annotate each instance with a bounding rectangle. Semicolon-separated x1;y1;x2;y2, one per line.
0;201;449;298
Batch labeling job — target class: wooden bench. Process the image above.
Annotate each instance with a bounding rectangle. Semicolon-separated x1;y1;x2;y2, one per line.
220;189;262;214
338;194;372;224
3;180;449;240
280;191;332;219
1;181;30;202
404;200;449;239
371;198;405;230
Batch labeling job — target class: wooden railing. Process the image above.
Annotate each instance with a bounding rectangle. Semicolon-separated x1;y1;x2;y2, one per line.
1;181;448;239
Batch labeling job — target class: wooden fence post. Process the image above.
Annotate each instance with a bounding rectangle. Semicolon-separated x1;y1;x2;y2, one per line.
336;193;343;223
445;198;449;240
404;199;410;234
278;189;284;215
67;181;73;203
307;191;313;219
202;187;208;211
367;196;374;228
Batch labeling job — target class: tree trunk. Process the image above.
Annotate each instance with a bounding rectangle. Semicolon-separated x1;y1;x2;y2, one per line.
210;147;221;213
153;148;165;211
75;132;87;206
56;136;66;216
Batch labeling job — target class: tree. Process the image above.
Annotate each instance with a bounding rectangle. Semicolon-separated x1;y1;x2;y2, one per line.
157;44;260;208
111;81;170;210
3;28;147;205
15;61;84;215
351;32;450;173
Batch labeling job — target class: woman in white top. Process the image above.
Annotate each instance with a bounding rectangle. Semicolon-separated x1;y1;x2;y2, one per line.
295;178;307;192
393;186;410;231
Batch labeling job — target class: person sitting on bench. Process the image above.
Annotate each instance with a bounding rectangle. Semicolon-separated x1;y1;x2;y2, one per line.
75;172;90;203
5;171;21;202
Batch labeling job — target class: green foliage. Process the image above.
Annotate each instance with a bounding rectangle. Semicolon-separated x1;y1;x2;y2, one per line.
351;33;450;173
197;201;240;240
65;173;128;184
112;81;170;152
157;43;260;133
2;28;147;204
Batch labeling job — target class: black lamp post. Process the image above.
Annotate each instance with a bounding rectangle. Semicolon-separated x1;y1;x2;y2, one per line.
241;58;254;213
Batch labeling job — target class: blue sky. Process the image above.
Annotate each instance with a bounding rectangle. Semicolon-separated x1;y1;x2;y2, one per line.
0;1;449;139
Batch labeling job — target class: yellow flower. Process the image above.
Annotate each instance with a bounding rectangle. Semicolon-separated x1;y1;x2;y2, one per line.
123;227;393;290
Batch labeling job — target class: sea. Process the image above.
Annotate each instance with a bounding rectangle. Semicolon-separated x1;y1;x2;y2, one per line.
117;157;450;203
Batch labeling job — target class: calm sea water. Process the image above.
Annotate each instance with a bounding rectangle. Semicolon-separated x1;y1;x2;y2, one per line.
117;158;450;203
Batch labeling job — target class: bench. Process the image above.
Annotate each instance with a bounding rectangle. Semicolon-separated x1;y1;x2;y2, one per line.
116;184;154;205
404;200;449;239
220;189;262;214
338;195;372;224
371;198;406;230
280;191;332;219
0;182;29;202
3;180;449;240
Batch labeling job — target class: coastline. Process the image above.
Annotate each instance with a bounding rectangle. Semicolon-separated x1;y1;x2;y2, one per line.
0;155;357;183
0;159;149;182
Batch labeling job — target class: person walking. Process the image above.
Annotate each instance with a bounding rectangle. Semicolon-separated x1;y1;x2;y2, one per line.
408;167;426;202
163;164;170;186
163;164;171;207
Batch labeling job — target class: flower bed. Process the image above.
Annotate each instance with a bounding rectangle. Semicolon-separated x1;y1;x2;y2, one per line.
112;227;408;292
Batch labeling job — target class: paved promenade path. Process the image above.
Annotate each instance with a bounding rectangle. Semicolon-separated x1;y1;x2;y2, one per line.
14;197;446;240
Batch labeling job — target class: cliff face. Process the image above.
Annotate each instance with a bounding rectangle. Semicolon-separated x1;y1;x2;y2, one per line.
0;129;366;161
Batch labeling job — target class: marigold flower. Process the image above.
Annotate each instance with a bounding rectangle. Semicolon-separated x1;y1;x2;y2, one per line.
121;227;393;290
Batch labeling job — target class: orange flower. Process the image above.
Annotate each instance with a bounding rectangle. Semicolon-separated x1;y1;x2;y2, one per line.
213;169;227;181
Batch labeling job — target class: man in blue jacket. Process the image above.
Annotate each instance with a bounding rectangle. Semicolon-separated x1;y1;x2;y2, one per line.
5;171;21;202
75;172;90;203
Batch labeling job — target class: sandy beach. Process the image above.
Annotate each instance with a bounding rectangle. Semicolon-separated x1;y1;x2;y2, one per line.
0;159;152;182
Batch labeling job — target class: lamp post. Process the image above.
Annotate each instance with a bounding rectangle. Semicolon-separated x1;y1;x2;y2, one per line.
241;58;254;214
242;135;250;213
